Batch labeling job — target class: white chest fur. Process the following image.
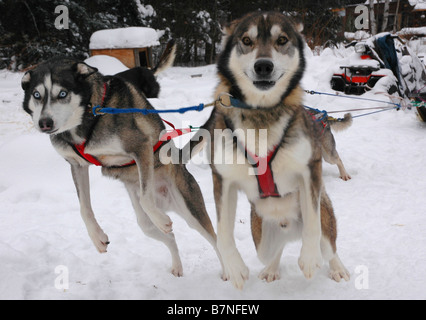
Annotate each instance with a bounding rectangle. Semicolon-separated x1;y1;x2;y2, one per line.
214;117;312;222
53;135;134;167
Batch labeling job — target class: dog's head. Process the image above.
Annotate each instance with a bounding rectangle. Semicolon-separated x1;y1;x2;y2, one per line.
218;11;306;108
21;57;99;135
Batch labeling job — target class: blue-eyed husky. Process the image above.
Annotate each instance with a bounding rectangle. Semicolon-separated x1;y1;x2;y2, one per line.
21;56;224;278
190;11;350;289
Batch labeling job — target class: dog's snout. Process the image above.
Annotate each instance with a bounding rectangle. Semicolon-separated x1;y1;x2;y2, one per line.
254;60;274;76
39;118;54;132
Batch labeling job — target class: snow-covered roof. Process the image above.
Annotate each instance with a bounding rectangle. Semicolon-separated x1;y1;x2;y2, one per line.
364;0;426;11
85;55;129;75
89;27;161;50
408;0;426;11
398;26;426;35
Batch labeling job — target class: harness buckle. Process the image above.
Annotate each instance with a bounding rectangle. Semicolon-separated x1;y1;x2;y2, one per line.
216;93;234;108
92;105;105;116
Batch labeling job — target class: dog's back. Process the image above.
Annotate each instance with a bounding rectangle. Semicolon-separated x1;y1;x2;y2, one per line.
116;40;177;98
116;67;160;98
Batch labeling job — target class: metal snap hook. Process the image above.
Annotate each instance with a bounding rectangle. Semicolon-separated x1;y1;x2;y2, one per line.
217;93;234;108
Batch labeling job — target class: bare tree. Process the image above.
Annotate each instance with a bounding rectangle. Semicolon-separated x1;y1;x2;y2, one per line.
21;0;40;37
382;0;390;32
393;0;401;33
369;0;377;35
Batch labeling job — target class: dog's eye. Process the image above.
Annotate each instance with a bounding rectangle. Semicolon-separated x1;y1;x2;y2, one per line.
277;36;289;46
242;37;253;46
33;91;41;100
58;91;68;99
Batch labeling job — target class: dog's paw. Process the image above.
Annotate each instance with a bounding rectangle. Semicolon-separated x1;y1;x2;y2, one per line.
340;174;352;181
259;267;281;283
223;259;249;290
221;272;229;282
88;228;110;253
329;268;350;283
298;247;323;280
329;256;350;282
171;264;184;278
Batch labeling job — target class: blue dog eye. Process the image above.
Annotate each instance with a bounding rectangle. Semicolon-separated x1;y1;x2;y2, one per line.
58;91;68;99
33;91;41;100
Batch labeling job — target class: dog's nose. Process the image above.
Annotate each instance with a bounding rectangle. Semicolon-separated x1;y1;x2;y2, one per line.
254;60;274;76
39;118;54;132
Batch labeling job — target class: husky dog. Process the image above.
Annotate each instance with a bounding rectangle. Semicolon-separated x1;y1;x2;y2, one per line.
116;40;177;98
189;12;350;289
21;56;223;277
307;110;353;181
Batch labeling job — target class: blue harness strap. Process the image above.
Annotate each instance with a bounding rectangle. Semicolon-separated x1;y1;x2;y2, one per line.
93;104;206;116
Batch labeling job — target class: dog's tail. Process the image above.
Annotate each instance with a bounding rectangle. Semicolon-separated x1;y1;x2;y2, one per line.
328;113;353;132
152;39;177;76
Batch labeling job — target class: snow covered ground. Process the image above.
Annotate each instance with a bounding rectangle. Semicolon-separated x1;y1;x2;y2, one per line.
1;47;426;300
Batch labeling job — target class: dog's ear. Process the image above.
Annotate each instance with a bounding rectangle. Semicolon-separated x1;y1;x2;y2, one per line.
73;62;98;79
289;17;304;33
220;18;242;48
221;18;241;37
21;71;32;91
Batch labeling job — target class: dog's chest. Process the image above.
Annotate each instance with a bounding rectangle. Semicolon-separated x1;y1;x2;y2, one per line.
85;137;134;167
214;115;312;202
55;135;133;167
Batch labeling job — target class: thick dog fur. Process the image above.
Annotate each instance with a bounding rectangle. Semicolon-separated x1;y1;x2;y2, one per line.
315;112;353;181
191;11;350;289
116;39;177;98
21;56;223;277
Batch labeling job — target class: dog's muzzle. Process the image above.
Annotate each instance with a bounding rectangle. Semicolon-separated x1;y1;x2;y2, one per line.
39;118;57;134
254;60;274;76
253;59;276;90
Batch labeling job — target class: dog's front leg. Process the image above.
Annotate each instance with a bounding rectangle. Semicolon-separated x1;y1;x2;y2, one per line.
298;163;323;279
214;173;249;290
71;164;109;253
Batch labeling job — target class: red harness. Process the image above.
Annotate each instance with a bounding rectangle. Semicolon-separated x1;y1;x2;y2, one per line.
242;144;281;199
73;119;191;168
224;114;283;200
239;109;327;199
72;83;191;168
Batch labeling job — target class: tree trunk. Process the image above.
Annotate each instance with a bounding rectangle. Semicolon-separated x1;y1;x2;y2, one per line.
393;0;401;33
382;0;390;32
369;0;377;35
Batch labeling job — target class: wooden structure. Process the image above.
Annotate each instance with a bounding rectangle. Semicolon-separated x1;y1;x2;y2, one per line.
90;47;153;69
341;0;426;35
89;27;160;69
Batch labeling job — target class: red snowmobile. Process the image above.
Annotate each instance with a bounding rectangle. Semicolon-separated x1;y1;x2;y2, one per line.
331;42;386;95
331;34;401;96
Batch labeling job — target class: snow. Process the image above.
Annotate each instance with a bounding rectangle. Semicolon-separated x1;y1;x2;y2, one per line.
1;46;426;300
84;55;128;75
89;27;161;50
408;0;426;11
366;0;426;11
345;31;371;41
134;1;156;19
398;27;426;36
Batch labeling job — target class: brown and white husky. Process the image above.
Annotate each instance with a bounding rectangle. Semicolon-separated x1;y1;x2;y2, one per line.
189;11;350;289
